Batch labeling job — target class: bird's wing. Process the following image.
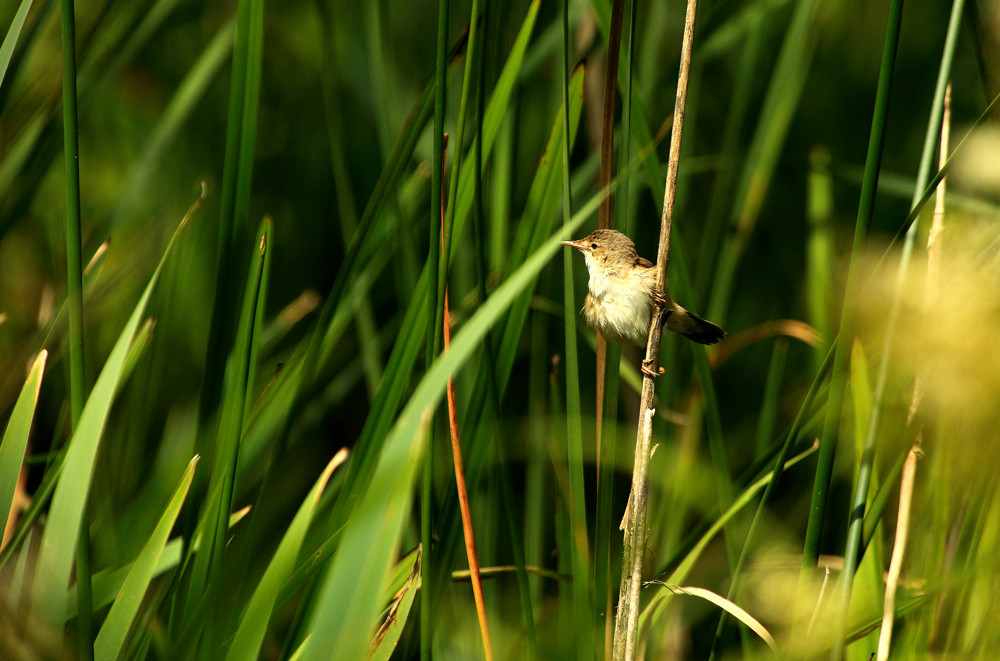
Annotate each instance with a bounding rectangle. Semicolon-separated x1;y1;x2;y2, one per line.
636;256;654;269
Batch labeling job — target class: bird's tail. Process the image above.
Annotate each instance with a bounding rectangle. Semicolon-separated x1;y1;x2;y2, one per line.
667;304;725;345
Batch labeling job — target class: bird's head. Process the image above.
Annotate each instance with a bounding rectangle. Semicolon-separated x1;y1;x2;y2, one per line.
561;229;637;274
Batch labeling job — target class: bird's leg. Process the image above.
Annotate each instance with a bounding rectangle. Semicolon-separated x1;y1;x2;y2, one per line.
641;359;664;377
643;290;669;377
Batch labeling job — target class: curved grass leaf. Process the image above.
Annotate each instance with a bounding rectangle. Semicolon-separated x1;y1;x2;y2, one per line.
0;350;46;538
301;188;599;658
29;194;198;635
652;584;775;650
327;0;542;533
224;448;347;661
640;442;818;630
93;456;198;661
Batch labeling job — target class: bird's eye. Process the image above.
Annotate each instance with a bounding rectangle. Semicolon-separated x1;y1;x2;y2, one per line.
590;243;598;250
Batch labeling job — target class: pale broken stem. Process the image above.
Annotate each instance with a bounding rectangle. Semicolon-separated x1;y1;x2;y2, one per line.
611;0;699;658
879;81;949;661
876;445;920;661
614;408;656;660
806;564;831;638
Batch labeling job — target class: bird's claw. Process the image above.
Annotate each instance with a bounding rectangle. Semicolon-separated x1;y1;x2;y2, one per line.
653;292;667;308
641;359;664;377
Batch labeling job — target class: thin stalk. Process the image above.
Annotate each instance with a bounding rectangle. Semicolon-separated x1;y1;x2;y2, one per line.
595;0;625;465
597;2;634;651
422;0;450;656
61;0;91;654
801;0;903;650
807;146;834;368
443;290;493;661
833;2;962;654
440;0;484;346
61;0;84;428
612;0;698;658
561;1;592;657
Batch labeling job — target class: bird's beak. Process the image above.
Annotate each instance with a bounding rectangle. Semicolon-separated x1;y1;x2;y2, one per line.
561;239;587;251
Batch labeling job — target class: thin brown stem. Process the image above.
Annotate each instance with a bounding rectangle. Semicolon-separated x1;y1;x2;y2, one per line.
444;291;494;661
596;0;625;478
440;133;493;661
880;80;949;661
612;0;699;658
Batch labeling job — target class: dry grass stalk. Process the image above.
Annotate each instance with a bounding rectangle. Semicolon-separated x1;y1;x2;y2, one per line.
612;0;699;657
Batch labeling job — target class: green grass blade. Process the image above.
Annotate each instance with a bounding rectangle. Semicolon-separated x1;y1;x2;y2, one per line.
561;1;592;656
301;418;428;661
224;450;345;661
807;147;834;365
0;350;47;536
200;0;264;425
707;0;822;324
109;17;235;228
836;4;967;654
432;63;585;597
306;189;599;659
447;0;540;259
60;0;85;429
812;1;905;655
66;509;250;622
330;0;542;534
30;200;197;635
369;548;422;661
93;456;198;661
187;217;270;621
421;0;451;651
0;0;33;90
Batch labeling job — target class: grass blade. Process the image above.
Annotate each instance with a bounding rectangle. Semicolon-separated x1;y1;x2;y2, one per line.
0;0;33;90
0;350;47;540
186;216;271;628
224;450;346;661
93;456;198;661
370;548;421;661
561;2;592;657
30;195;198;636
199;0;264;426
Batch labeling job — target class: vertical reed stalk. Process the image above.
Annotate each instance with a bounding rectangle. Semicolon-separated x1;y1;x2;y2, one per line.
833;2;961;655
60;0;91;655
612;0;698;657
561;3;593;658
801;0;903;593
422;1;450;655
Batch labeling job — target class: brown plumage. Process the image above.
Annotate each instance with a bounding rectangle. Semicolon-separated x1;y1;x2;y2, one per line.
562;229;724;346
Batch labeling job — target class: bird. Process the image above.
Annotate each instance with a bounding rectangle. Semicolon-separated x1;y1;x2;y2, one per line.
562;229;724;372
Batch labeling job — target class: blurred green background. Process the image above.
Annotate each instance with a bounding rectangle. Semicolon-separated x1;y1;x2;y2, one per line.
2;0;1000;658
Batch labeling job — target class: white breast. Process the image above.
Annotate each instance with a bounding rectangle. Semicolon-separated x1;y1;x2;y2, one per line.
581;260;654;346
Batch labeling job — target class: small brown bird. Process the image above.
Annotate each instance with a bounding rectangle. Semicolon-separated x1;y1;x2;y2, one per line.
562;229;724;353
